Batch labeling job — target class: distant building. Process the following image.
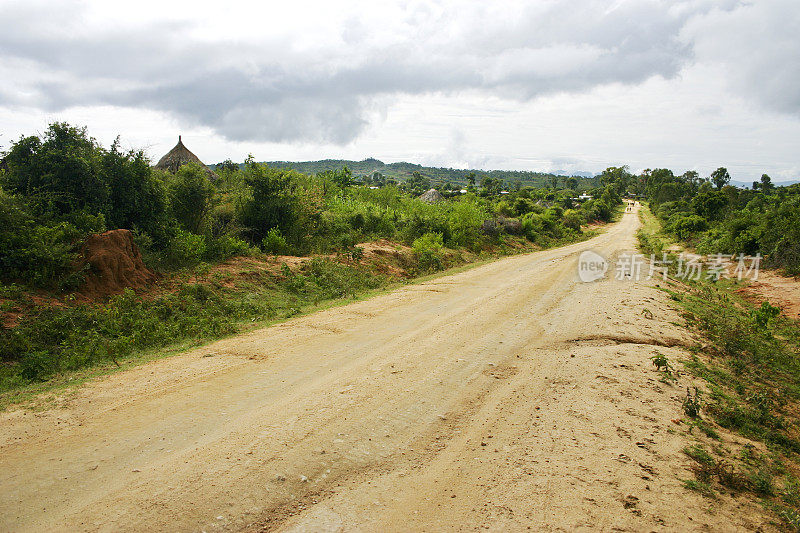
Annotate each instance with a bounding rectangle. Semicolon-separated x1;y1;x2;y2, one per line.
418;188;445;203
154;136;219;180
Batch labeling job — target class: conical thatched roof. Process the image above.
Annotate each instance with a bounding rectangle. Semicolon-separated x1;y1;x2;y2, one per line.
418;188;444;203
154;136;219;180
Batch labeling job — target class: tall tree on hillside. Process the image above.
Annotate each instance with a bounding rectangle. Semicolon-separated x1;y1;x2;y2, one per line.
103;138;169;239
239;158;308;244
710;167;731;189
681;170;703;192
217;159;238;173
760;173;774;192
480;177;502;195
692;182;729;220
404;171;430;193
599;166;633;195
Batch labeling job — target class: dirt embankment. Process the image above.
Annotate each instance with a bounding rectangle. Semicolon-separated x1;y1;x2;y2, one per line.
2;229;156;327
737;270;800;320
1;235;417;326
0;207;779;531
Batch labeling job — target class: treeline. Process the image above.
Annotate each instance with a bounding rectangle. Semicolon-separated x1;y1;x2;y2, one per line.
244;158;600;191
630;167;800;274
0;123;623;291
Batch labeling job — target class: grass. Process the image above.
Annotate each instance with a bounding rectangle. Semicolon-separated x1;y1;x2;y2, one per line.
683;478;717;498
637;201;674;256
0;259;384;404
638;202;800;529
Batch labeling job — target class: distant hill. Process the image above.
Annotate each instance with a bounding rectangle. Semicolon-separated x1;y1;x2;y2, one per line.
731;179;800;189
213;158;602;189
554;170;597;179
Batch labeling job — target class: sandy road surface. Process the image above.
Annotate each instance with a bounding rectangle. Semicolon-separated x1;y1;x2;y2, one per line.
0;207;773;532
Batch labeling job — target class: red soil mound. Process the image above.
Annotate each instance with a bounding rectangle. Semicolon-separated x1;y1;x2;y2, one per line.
77;229;157;299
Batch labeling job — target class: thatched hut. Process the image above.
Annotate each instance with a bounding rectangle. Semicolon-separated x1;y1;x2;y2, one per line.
418;188;445;203
154;136;219;180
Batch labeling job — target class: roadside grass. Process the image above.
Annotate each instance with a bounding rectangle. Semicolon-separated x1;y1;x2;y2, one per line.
0;223;609;410
637;201;674;256
638;203;800;529
0;259;383;403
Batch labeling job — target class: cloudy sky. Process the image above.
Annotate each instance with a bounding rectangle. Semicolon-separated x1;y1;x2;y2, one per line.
1;0;798;180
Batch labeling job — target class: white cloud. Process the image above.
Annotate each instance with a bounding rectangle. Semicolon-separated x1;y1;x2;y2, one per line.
0;0;798;180
0;0;709;143
683;0;800;117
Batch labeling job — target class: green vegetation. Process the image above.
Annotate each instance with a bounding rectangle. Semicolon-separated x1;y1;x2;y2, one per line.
678;281;800;453
0;122;625;398
638;202;800;529
0;259;382;399
634;167;800;274
651;352;677;383
238;157;601;193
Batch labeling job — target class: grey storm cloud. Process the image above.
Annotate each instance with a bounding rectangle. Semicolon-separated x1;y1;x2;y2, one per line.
0;0;795;144
683;0;800;118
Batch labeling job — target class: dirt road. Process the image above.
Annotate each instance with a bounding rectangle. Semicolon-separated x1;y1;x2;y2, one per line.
0;207;772;531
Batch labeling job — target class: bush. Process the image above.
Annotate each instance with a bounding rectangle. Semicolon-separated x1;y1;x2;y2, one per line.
752;301;781;330
562;209;584;231
667;214;708;240
0;197;93;288
206;235;251;261
305;258;380;299
412;232;444;271
447;200;486;248
166;229;206;266
261;228;289;255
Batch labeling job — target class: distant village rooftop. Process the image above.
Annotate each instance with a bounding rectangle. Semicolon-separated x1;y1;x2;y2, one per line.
154;136;219;180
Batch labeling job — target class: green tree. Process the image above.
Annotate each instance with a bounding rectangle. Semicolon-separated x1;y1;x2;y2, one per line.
599;166;633;195
566;177;579;190
480;177;502;195
239;159;306;245
168;163;216;234
217;159;238;173
405;171;430;193
681;170;702;191
2;122;109;215
691;184;729;221
333;166;353;188
760;173;773;192
103;139;169;239
710;167;731;189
